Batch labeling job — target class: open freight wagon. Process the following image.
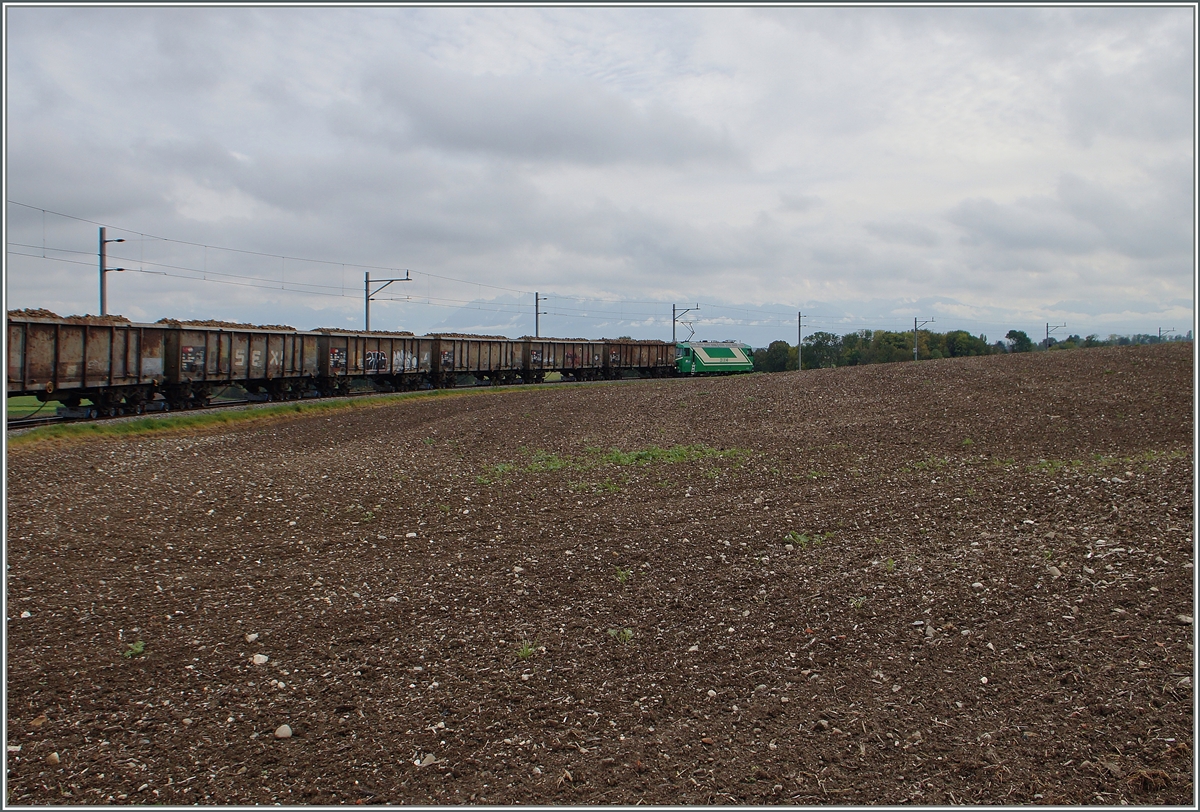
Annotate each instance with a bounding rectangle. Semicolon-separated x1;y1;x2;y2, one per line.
6;313;169;416
316;331;433;394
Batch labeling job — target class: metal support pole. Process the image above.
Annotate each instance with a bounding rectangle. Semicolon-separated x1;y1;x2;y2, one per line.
100;227;107;317
1045;322;1066;349
364;270;411;331
913;317;934;361
797;311;803;371
672;304;676;343
535;292;540;338
98;227;125;316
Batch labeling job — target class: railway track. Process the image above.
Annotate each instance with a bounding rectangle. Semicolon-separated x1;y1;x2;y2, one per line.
6;397;255;431
5;375;651;433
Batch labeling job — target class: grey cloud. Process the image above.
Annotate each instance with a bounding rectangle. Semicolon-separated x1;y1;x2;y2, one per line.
864;221;939;247
947;170;1192;262
946;196;1103;254
357;60;738;165
1055;173;1191;260
1059;19;1193;145
779;193;821;212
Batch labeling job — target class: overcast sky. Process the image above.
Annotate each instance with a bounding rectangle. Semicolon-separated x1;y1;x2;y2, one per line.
4;5;1195;344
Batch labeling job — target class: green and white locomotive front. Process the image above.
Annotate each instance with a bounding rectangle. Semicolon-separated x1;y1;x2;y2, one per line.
674;341;754;375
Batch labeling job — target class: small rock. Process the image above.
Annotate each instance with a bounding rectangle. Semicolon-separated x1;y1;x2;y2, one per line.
245;633;259;643
513;566;524;574
386;596;399;603
980;677;989;684
688;645;699;652
924;626;935;638
274;724;292;739
252;654;269;665
520;673;531;681
1177;615;1193;625
46;752;60;765
30;715;47;728
784;544;794;552
182;718;192;726
701;737;714;745
406;532;417;538
815;719;829;731
971;582;984;590
1047;565;1062;578
20;611;32;618
706;689;717;698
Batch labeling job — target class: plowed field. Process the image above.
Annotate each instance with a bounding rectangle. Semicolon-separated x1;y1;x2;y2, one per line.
5;343;1194;805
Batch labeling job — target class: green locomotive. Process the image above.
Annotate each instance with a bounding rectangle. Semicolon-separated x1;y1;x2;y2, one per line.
674;341;754;375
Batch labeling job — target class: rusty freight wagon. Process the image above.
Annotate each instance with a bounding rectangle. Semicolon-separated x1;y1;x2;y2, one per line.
521;338;604;382
604;339;675;377
315;331;433;395
430;335;519;387
6;311;169;416
520;338;561;384
161;321;319;408
554;339;606;381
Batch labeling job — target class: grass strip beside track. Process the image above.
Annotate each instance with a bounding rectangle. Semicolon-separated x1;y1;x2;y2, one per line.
7;388;485;449
6;378;672;449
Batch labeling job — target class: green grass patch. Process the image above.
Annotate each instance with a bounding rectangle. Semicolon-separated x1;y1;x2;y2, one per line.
785;530;831;550
911;456;951;471
524;449;572;472
1025;448;1190;477
6;395;54;419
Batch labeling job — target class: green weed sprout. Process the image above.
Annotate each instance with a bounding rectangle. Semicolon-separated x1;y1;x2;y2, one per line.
608;627;634;645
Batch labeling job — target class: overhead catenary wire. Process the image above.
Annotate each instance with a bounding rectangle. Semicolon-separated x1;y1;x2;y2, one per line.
8;202;1109;338
6;199;531;296
7;248;1052;333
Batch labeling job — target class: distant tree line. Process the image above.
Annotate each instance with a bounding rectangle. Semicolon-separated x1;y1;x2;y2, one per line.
751;328;1193;372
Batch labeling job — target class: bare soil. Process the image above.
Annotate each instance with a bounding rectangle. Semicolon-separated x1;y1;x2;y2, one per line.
5;343;1194;805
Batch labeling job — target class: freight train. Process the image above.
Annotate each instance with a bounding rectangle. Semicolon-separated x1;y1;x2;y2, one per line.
6;311;754;418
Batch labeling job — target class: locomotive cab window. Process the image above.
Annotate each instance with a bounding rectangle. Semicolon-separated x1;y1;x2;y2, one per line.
676;346;691;359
